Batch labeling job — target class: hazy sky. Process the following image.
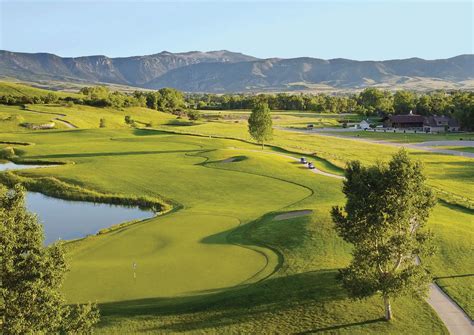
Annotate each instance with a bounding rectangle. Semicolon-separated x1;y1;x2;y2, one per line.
1;1;472;60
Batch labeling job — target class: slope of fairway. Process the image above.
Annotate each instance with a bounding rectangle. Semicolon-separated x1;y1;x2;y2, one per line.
0;104;68;132
65;213;272;302
426;204;474;317
25;104;176;129
0;81;82;99
5;129;309;302
155;121;473;206
1;128;449;334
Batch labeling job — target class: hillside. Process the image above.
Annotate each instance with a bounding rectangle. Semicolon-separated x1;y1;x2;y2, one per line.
1;50;473;92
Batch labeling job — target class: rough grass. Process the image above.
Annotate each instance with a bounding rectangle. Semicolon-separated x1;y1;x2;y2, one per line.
321;130;474;143
0;99;471;333
0;127;456;333
0;105;68;132
156;121;473;203
0;81;82;99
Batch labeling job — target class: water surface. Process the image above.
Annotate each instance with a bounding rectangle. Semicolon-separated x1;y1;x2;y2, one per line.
0;161;154;244
0;162;44;171
26;192;154;244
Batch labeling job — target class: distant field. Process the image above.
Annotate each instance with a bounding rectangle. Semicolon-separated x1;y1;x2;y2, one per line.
0;105;68;132
0;81;82;99
319;130;474;143
438;146;474;153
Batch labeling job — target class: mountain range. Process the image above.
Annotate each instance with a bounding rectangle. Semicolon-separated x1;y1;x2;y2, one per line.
1;50;473;93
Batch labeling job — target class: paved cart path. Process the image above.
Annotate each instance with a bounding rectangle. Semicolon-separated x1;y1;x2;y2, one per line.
250;145;473;334
427;284;474;335
279;127;474;158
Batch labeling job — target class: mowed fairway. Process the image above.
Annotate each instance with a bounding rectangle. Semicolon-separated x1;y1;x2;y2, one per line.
1;126;453;333
4;129;308;303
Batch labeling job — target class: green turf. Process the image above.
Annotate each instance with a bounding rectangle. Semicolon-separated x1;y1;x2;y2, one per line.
321;130;474;143
0;92;471;332
0;104;68;132
0;127;455;333
438;146;474;154
0;81;82;99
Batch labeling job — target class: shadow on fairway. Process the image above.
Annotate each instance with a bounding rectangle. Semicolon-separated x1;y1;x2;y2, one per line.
98;270;346;331
27;149;203;159
132;129;173;136
296;317;386;334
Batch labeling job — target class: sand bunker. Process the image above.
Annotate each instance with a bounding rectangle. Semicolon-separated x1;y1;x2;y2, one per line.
273;210;312;221
220;156;247;163
221;157;238;163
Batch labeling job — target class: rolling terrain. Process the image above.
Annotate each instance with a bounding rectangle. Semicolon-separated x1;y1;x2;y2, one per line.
0;84;472;333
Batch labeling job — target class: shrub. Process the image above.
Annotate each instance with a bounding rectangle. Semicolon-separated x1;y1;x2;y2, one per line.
124;115;133;125
186;110;201;121
0;146;15;159
99;118;107;128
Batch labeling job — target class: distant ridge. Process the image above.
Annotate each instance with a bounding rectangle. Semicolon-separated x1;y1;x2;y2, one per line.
1;50;473;92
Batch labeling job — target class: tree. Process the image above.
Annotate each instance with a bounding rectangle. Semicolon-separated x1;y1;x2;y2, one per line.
124;115;133;125
415;95;432;115
393;90;416;114
186;110;201;121
358;88;393;115
248;102;273;149
157;88;185;112
452;91;474;131
0;185;100;334
331;150;436;321
99;118;107;128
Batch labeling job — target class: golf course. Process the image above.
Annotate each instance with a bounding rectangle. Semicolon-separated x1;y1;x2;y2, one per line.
0;83;472;334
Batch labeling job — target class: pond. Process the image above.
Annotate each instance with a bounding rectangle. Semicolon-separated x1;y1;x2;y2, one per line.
0;161;155;244
26;193;154;244
0;162;48;171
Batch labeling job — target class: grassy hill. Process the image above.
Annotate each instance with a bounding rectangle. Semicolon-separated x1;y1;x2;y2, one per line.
0;81;82;99
0;84;472;333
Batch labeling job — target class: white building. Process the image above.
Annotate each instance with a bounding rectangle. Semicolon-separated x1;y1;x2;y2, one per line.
356;120;371;130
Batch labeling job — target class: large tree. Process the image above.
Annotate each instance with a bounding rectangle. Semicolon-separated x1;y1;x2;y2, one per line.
393;90;416;114
248;102;273;149
0;185;99;334
357;88;393;115
331;150;436;320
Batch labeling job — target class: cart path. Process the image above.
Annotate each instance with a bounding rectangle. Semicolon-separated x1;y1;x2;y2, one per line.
227;147;345;179
54;118;78;129
253;143;473;334
427;283;474;335
279;127;474;158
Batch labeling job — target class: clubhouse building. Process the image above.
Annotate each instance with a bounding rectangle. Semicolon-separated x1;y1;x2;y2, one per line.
383;111;460;133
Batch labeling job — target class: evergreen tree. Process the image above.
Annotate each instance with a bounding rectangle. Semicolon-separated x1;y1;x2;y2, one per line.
0;185;99;334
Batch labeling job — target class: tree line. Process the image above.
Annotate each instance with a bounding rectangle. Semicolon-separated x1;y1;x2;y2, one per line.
188;88;470;115
0;86;473;130
0;86;186;112
187;89;473;128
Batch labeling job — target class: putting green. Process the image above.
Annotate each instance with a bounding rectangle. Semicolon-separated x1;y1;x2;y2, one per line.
65;212;275;303
5;129;308;304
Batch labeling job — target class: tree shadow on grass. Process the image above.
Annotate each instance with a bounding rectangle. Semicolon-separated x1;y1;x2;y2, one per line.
99;270;347;332
296;317;386;334
132;129;172;136
27;149;202;160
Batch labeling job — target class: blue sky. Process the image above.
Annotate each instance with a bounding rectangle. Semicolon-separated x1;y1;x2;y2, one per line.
0;1;472;60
